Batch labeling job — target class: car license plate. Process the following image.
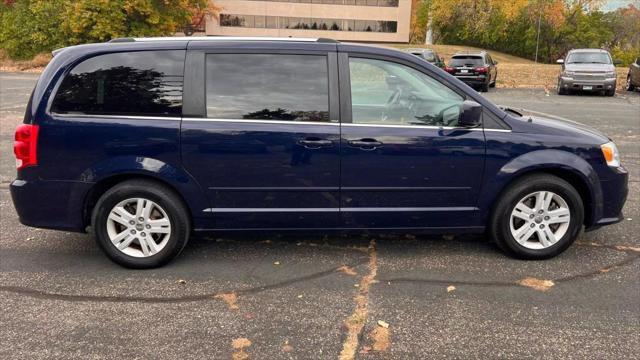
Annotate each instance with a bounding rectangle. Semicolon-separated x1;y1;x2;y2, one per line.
583;85;593;90
461;69;469;73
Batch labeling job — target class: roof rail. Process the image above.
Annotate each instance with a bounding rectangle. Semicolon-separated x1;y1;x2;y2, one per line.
109;36;339;43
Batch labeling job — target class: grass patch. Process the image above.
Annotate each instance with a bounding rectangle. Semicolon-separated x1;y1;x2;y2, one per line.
0;49;51;72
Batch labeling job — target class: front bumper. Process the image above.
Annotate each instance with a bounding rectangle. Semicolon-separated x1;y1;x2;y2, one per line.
559;77;616;91
585;166;628;231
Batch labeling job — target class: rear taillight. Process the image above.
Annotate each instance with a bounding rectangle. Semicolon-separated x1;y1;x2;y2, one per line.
14;124;39;170
474;66;488;74
444;66;455;73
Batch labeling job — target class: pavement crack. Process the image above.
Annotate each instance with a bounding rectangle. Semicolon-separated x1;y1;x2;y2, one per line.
0;259;368;303
339;239;378;360
380;253;639;289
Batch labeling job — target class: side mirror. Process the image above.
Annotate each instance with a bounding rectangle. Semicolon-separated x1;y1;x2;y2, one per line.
613;59;622;65
458;100;482;127
556;59;564;64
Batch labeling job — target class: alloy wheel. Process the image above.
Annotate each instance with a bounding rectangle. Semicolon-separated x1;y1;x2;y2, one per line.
509;191;571;250
106;198;172;257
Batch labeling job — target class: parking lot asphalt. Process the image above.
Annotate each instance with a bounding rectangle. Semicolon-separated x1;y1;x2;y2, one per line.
1;72;639;359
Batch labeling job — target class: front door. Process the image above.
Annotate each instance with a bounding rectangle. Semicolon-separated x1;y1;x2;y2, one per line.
181;51;341;229
339;55;486;229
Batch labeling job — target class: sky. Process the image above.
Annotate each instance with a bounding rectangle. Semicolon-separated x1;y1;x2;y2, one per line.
602;0;639;11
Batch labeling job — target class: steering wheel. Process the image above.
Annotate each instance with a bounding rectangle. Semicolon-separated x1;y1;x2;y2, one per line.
381;87;416;123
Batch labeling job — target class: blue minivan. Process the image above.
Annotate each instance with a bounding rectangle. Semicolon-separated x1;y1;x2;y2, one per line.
11;37;628;268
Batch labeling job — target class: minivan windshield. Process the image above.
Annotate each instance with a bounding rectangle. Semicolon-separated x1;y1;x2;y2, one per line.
449;56;483;67
566;52;611;64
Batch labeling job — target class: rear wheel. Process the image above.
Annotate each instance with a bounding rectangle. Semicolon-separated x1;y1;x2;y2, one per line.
480;80;489;92
625;76;635;91
490;174;583;259
92;179;190;268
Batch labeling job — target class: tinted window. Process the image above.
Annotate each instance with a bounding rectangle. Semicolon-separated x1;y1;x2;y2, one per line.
51;51;184;116
206;54;329;122
449;56;484;67
350;58;464;127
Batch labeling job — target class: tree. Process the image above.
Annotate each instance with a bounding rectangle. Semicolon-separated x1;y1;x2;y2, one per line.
62;0;210;44
0;0;67;59
0;0;212;59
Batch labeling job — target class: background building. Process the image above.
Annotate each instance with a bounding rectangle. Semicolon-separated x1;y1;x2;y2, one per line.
206;0;412;42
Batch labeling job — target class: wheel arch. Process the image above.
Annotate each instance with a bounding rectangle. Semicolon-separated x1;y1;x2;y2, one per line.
481;150;602;228
82;173;196;230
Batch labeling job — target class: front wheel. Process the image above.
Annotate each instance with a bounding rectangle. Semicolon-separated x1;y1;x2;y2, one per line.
92;179;191;268
490;174;584;259
557;79;567;95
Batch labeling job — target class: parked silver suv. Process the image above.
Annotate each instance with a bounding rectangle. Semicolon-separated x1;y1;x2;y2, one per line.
557;49;619;96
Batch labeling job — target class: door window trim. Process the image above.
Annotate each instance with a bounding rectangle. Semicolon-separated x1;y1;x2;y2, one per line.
338;52;511;130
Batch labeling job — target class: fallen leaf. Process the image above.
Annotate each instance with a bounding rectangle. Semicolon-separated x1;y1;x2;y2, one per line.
232;338;251;360
377;320;389;329
354;283;360;288
273;261;281;265
214;292;239;310
282;340;293;353
599;267;612;273
446;285;456;293
232;338;251;349
518;277;555;291
337;265;357;276
176;279;187;285
370;326;391;351
297;294;303;299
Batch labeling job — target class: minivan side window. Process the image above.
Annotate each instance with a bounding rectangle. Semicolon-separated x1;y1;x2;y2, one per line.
205;54;329;122
349;57;464;127
51;51;185;117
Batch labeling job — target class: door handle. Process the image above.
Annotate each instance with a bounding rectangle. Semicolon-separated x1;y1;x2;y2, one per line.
348;138;383;150
297;137;333;149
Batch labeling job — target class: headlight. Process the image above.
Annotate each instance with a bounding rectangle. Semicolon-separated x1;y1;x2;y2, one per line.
563;70;575;77
601;141;621;167
605;71;616;78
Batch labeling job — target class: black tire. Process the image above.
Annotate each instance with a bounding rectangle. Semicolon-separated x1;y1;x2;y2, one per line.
490;72;497;87
605;88;615;97
625;76;635;91
489;174;584;260
91;179;190;268
557;79;567;95
480;80;489;92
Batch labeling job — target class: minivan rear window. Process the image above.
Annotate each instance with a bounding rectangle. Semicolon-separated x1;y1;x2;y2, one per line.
205;54;329;122
51;51;185;117
449;56;484;67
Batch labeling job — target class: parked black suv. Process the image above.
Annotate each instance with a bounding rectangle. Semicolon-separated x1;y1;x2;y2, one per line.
626;57;640;91
445;51;498;92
